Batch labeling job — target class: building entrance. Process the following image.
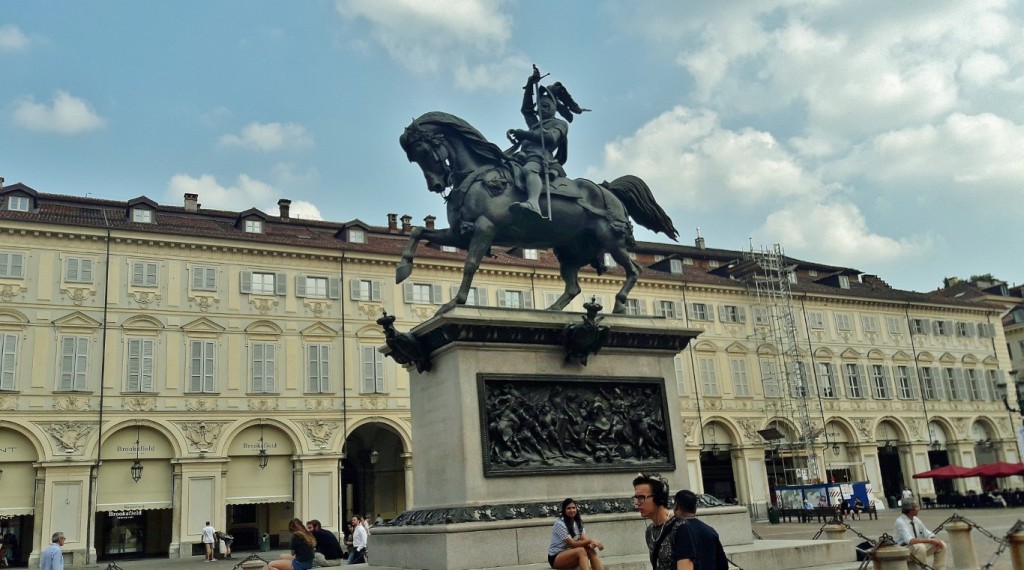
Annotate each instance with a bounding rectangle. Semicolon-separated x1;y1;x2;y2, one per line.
700;450;736;502
95;509;171;561
0;515;33;567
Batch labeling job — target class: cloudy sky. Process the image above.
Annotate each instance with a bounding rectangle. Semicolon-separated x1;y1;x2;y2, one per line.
3;1;1023;292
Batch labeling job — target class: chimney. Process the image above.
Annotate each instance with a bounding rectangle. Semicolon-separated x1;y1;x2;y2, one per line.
942;276;961;289
695;227;706;250
424;215;436;230
184;193;199;212
387;213;398;232
401;214;412;234
277;199;291;220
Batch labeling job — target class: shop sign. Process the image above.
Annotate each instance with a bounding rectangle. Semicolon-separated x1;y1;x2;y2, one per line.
108;509;143;519
115;444;156;455
242;441;278;450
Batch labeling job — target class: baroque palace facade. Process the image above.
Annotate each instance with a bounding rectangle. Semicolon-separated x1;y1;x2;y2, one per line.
0;182;1016;565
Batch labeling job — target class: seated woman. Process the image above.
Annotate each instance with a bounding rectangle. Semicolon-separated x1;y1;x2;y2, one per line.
851;498;864;520
268;518;317;570
547;498;605;570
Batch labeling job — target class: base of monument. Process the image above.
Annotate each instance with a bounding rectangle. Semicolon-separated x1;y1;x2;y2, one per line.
369;507;758;570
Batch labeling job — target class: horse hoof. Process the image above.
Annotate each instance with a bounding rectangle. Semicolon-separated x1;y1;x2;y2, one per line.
396;263;412;284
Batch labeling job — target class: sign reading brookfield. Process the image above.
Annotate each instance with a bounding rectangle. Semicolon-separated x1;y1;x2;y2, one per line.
477;374;674;477
108;509;143;518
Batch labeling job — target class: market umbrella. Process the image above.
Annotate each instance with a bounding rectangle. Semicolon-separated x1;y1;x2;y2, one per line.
912;465;976;479
965;462;1024;478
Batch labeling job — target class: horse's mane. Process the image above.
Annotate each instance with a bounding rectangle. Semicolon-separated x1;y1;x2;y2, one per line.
412;112;509;165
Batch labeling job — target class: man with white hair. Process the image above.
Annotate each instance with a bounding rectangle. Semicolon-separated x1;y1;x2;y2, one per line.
40;532;65;570
893;501;946;570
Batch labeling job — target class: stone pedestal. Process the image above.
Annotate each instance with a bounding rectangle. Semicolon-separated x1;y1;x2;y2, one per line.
873;544;910;569
1009;530;1024;570
946;520;978;570
371;307;749;570
823;523;846;541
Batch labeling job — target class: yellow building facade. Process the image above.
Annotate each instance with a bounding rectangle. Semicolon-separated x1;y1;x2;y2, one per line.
0;183;1015;564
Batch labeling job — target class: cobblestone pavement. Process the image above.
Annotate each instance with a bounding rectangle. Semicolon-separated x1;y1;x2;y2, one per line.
752;506;1024;569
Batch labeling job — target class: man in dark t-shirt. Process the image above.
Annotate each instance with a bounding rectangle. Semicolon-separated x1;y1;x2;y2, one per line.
306;520;345;567
671;490;729;570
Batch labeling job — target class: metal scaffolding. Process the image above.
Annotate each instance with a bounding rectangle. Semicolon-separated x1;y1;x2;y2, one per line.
739;244;821;484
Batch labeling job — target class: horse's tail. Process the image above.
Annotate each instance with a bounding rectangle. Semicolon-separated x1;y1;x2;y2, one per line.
603;175;679;241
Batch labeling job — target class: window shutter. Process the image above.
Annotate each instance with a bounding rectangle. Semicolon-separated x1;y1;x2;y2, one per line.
686;303;696;319
497;289;507;308
141;339;154;392
954;368;966;401
240;271;253;294
674;301;683;318
477;287;488;306
403;282;414;303
189;340;201;392
67;258;80;282
368;280;380;301
718;305;727;322
374;349;385;392
328;277;340;299
252;344;264;393
275;273;287;296
60;337;75;391
132;261;144;286
10;253;24;277
881;366;892;398
145;263;158;286
523;293;534;309
450;285;459;300
545;292;559;308
361;347;377;393
431;283;443;305
307;345;318;393
931;367;943;399
908;366;919;399
319;346;330;392
737;307;747;323
192;267;204;289
204;341;215;393
0;333;16;390
74;337;89;391
856;364;867;396
205;267;217;290
295;276;307;298
350;278;363;300
265;344;276;392
965;323;974;337
127;339;141;392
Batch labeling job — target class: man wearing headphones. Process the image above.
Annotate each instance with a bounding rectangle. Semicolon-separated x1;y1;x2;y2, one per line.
632;473;676;570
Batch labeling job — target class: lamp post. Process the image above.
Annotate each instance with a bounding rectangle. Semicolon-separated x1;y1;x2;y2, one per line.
995;370;1023;460
130;423;144;483
257;420;269;470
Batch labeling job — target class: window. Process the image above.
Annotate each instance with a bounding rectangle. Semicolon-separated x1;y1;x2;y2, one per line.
835;313;852;332
861;316;879;334
0;333;18;390
698;357;719;396
760;359;781;398
307;344;330;393
188;340;215;393
843;363;863;398
458;286;488;306
497;288;532;309
251;342;277;393
6;196;29;212
955;322;971;338
786;271;797;284
977;323;996;338
523;248;539;260
912;319;928;335
241;271;283;296
125;338;154;392
682;258;694;265
656;300;679;319
933;320;949;336
886;317;903;335
361;345;385;393
0;252;25;279
441;245;457;253
719;305;746;323
131;261;158;287
191;266;218;291
987;370;1001;401
244;219;263;233
709;260;721;269
838;275;850;289
753;307;770;326
871;364;890;399
602;253;616;268
297;276;338;299
967;369;986;401
348;228;365;243
920;368;938;400
65;257;94;283
669;259;683;274
808;270;818;277
132;208;153;223
943;368;962;400
806;312;825;330
674;355;686;396
688;303;711;321
818;362;838;398
404;282;442;305
895;366;913;399
791;361;809;397
351;279;382;302
730;359;750;397
59;336;90;391
624;298;645;316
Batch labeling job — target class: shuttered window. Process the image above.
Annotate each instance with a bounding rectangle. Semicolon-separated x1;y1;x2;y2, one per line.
307;344;330;393
361;345;385;393
131;261;158;287
126;338;155;392
296;276;340;299
351;278;382;301
0;333;18;390
191;266;218;290
0;252;25;278
66;257;94;283
188;340;215;393
698;357;719;396
843;363;864;398
760;359;780;398
59;336;90;391
818;363;838;398
251;342;276;393
730;359;750;397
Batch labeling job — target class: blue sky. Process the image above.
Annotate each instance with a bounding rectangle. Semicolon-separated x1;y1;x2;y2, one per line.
3;1;1023;292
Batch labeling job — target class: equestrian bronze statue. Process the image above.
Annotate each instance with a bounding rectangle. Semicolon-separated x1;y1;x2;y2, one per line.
398;67;678;315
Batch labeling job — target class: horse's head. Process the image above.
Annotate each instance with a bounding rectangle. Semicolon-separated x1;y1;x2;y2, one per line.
400;120;452;194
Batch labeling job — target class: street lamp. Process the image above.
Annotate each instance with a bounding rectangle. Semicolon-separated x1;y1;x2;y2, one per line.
258;420;269;470
130;423;144;483
996;371;1024;416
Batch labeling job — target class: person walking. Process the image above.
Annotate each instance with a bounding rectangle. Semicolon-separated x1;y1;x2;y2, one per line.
201;521;216;562
40;532;65;570
633;473;677;570
348;515;367;564
672;490;729;570
893;500;946;570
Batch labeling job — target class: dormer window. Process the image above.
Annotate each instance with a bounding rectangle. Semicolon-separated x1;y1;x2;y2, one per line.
6;196;30;212
348;229;365;243
441;245;457;253
245;219;263;234
523;249;539;260
669;259;683;274
132;208;153;223
838;275;850;289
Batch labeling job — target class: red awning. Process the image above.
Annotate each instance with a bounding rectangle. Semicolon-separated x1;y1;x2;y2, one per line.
965;462;1024;478
912;465;976;479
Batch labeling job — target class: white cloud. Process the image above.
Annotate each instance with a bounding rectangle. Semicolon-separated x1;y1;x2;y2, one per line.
166;173;276;212
0;24;30;51
218;122;314;152
12;91;105;134
335;0;523;91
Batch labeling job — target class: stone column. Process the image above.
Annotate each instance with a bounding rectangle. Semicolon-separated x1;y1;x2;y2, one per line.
1008;529;1024;570
873;543;911;570
730;448;751;506
401;452;414;510
169;463;183;558
822;523;846;541
946;519;979;570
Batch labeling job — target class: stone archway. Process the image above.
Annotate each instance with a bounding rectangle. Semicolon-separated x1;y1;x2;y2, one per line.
342;422;409;521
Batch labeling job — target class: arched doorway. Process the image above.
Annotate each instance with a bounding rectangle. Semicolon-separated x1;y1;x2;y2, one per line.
95;424;175;561
699;421;737;502
342;423;407;521
875;421;906;502
224;423;294;552
0;428;38;567
927;421;953;495
972;421;998;490
823;421;854;484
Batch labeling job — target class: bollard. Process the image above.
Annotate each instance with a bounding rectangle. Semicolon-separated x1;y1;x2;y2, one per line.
823;523;846;541
1009;530;1024;570
872;543;911;570
946;519;978;570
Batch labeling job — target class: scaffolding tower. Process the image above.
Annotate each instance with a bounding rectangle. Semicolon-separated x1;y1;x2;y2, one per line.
737;244;821;484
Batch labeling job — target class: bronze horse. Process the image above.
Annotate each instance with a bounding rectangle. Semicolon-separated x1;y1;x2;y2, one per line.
398;111;678;315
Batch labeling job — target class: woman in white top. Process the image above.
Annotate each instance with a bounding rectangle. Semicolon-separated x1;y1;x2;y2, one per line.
546;498;604;570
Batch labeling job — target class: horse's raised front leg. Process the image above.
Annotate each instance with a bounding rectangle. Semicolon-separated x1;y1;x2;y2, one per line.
396;227;462;284
547;261;582;311
436;217;495;315
609;247;642;314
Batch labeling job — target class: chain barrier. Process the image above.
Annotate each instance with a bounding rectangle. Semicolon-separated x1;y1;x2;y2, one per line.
232;552;271;570
751;528;762;540
724;554;745;570
104;564;125;570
